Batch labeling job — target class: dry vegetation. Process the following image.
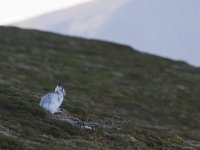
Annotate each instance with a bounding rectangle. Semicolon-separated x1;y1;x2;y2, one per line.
0;26;199;149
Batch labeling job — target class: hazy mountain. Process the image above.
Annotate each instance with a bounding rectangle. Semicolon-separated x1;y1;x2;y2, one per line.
13;0;200;66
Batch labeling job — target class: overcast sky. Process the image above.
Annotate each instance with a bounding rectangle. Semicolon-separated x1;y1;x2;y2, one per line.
0;0;93;25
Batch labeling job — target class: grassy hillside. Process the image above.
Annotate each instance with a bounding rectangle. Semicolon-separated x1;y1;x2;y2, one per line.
0;26;199;149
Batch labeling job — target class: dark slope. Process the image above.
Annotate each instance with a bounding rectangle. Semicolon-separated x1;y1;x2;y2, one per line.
0;26;199;149
12;0;200;66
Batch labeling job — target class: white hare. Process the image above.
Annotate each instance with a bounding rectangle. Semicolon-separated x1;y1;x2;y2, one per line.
39;81;66;114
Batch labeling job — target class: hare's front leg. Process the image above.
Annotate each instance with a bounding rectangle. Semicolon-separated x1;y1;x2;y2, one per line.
56;108;62;113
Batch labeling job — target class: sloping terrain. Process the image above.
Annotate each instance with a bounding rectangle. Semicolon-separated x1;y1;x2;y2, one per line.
12;0;200;66
0;26;199;149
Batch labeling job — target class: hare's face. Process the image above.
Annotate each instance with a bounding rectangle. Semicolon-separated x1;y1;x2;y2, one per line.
55;85;66;96
62;88;66;96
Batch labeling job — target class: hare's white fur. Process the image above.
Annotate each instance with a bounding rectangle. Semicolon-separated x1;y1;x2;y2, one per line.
40;85;66;114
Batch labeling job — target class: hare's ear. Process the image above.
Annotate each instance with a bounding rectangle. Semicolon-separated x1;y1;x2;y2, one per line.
58;80;62;86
